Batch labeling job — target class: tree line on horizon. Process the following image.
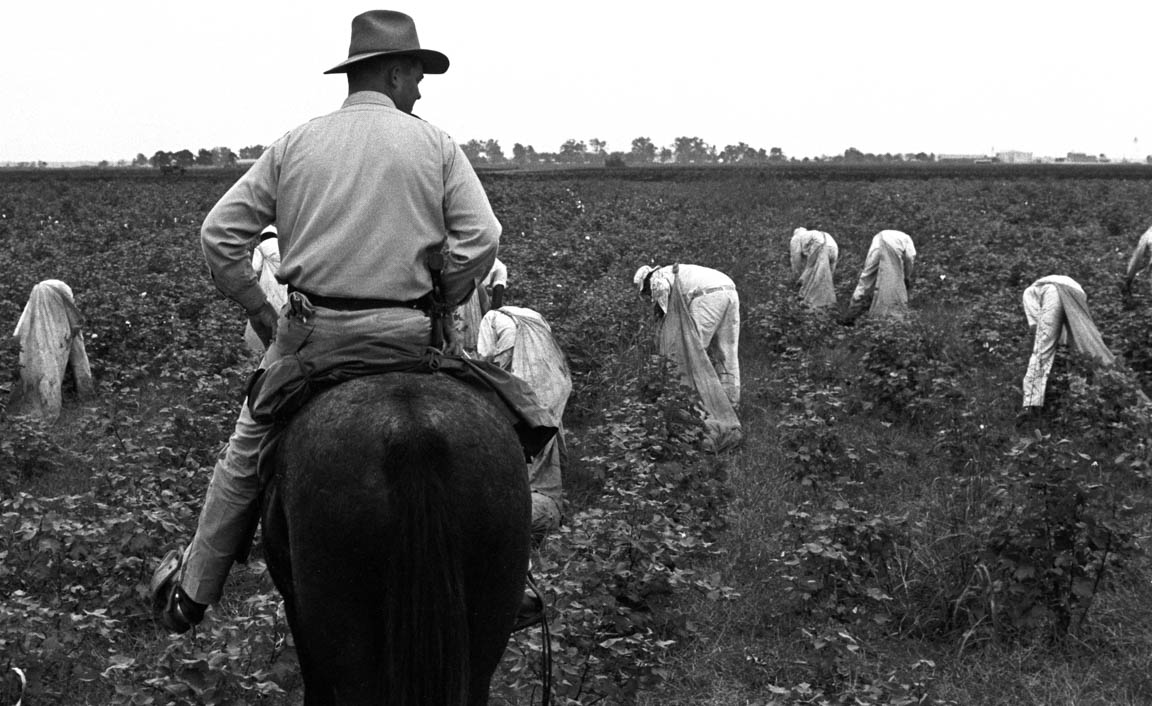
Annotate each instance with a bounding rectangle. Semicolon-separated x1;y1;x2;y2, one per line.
26;136;1142;170
130;145;267;169
7;139;938;170
123;138;935;169
459;138;940;166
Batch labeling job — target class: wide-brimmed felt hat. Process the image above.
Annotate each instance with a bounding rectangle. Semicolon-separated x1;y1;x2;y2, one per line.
324;10;449;75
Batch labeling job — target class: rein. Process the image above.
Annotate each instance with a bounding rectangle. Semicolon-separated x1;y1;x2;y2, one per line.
525;573;553;705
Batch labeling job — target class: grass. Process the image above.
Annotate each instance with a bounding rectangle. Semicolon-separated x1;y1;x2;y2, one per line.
12;297;1152;705
7;169;1152;704
630;300;1152;705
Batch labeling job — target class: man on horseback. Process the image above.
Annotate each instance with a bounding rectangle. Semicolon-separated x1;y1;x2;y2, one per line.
151;10;519;633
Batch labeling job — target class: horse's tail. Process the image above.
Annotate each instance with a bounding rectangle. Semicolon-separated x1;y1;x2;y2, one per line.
380;424;470;706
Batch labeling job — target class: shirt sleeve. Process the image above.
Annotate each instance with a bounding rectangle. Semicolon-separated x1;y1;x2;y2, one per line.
851;242;882;304
259;239;282;271
1022;284;1041;327
485;258;509;287
903;235;917;280
650;268;672;315
476;310;498;359
477;309;516;359
789;234;803;277
201;141;280;312
827;235;839;272
441;136;501;305
1126;229;1152;280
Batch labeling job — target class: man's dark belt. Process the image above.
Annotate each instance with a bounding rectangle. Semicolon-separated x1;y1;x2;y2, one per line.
287;285;430;312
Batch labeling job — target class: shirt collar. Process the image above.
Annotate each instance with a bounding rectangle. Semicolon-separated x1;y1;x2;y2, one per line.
342;91;398;110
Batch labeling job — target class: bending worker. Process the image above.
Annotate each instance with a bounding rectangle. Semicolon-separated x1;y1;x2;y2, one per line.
846;229;916;321
634;263;740;406
1121;224;1152;301
454;256;508;355
9;279;95;422
1018;274;1115;425
242;226;288;356
790;227;839;309
477;304;569;542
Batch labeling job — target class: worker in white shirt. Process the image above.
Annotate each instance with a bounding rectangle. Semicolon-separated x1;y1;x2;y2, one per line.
846;230;916;322
454;257;508;354
1018;275;1115;425
243;226;288;356
790;227;838;309
477;304;568;541
1121;225;1152;305
634;263;740;406
9;279;95;422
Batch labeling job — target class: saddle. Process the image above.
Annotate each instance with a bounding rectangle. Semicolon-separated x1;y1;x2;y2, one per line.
240;252;556;562
248;343;558;475
233;345;557;566
250;248;557;467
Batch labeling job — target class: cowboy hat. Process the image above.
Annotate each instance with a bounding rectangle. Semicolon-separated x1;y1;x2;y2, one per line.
324;10;449;75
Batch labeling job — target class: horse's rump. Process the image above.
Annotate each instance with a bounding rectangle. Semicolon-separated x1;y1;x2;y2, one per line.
261;372;531;705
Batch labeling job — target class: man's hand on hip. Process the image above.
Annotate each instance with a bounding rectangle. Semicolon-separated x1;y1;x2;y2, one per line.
247;302;279;347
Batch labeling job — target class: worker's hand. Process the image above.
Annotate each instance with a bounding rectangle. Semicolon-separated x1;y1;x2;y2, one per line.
493;349;514;371
247;301;279;348
1122;284;1137;310
438;316;464;356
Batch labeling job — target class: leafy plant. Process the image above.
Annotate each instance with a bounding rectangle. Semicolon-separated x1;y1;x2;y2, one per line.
777;501;906;623
962;435;1139;642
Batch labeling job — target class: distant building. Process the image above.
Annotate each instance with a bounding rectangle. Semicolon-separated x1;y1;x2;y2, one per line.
235;158;259;169
1065;152;1099;163
937;153;989;163
996;150;1033;164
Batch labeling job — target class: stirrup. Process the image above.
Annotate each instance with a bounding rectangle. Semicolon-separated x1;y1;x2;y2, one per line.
512;591;543;632
512;573;546;632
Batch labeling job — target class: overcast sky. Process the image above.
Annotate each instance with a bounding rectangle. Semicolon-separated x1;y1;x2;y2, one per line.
2;0;1148;163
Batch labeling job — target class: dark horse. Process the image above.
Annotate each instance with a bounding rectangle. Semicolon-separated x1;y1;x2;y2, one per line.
260;372;532;705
